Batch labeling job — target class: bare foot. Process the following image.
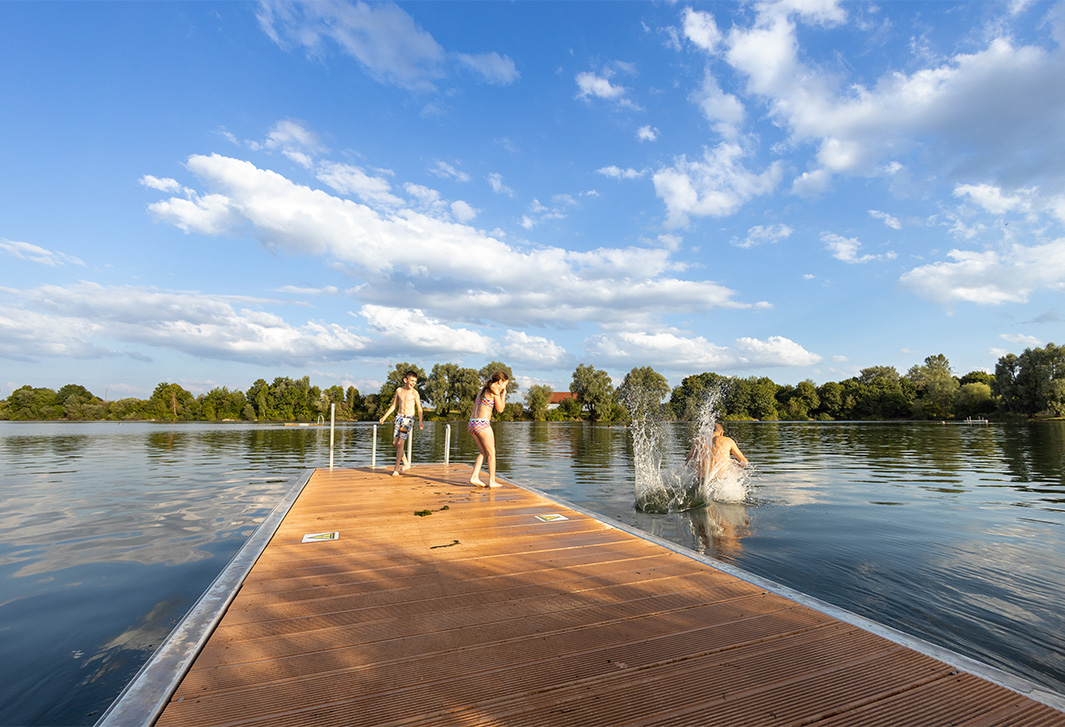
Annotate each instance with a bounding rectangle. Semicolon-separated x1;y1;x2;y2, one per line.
391;470;401;477
487;480;502;488
402;462;412;471
469;477;486;487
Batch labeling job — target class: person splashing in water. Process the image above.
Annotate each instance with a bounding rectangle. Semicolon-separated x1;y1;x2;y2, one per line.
686;421;748;484
468;371;509;488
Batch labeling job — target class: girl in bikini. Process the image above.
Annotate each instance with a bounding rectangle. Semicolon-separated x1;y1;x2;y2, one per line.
468;371;509;488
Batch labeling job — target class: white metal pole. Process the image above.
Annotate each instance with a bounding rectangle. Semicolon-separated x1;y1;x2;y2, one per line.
406;423;413;467
371;424;377;469
444;424;451;465
329;403;335;470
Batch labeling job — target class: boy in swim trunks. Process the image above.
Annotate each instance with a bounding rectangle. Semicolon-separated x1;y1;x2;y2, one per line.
378;371;424;476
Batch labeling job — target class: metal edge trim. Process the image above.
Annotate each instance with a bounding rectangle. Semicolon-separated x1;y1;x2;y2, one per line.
508;474;1065;715
95;468;315;727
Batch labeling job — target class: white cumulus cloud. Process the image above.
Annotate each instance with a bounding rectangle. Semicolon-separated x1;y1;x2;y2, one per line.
900;239;1065;306
682;8;723;54
0;239;85;267
822;233;895;264
597;165;646;180
654;142;784;227
733;224;793;249
257;0;516;92
144;146;768;344
585;330;821;370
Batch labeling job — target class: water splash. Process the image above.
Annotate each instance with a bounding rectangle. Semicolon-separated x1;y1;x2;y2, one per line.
626;386;749;513
621;383;669;511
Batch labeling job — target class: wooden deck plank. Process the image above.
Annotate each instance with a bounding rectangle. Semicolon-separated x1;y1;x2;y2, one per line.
153;465;1065;727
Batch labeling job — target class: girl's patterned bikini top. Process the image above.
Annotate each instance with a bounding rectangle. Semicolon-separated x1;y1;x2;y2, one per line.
472;394;495;419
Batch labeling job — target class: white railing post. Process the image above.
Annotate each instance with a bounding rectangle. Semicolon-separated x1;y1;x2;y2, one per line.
444;423;451;465
406;423;413;466
329;403;335;470
371;424;377;469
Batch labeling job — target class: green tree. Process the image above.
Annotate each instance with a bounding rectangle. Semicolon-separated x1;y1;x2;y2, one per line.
363;393;381;420
779;379;819;420
344;386;364;419
955;382;995;418
616;366;670;420
246;379;270;420
570;363;615;420
960;370;994;387
426;365;481;418
293;376;321;421
320;385;346;420
425;363;482;418
745;377;780;420
860;366;901;384
846;366;913;419
201;392;217;421
499;402;524;421
995;343;1065;415
55;384;102;420
426;363;458;416
816;381;844;419
267;377;299;420
1051;380;1065;417
993;353;1021;414
453;368;482;417
557;396;584;419
107;397;147;421
724;376;752;419
525;384;553;421
4;386;60;420
148;382;195;420
907;354;959;419
667;372;731;420
202;386;245;421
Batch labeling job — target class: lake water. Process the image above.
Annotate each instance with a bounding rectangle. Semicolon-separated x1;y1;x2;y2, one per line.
1;420;1064;725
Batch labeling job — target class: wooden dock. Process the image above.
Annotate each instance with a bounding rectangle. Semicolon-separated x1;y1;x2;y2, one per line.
114;465;1065;726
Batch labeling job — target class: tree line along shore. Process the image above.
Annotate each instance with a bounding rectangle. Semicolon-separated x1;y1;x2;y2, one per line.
2;345;1063;423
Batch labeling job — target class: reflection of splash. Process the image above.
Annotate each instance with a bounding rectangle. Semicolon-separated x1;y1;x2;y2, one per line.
686;501;752;560
79;597;183;686
630;387;749;512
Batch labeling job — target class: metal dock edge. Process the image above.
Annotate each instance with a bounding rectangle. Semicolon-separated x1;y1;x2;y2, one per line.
95;468;314;727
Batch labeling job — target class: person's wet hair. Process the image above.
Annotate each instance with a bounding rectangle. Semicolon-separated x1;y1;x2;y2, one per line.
480;370;509;396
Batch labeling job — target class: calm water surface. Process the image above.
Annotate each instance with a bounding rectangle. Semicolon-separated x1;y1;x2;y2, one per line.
1;420;1063;725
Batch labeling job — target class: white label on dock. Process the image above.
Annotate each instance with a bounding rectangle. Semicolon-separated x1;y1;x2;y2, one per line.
535;514;569;523
301;531;340;543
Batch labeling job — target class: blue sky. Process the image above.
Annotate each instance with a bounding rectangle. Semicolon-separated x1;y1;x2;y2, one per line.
2;0;1064;402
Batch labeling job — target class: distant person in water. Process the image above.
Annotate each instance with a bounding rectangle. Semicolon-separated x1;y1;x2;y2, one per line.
687;422;748;482
378;371;424;476
468;371;509;488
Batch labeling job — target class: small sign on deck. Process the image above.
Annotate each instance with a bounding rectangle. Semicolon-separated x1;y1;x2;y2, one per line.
535;514;569;523
301;531;340;543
